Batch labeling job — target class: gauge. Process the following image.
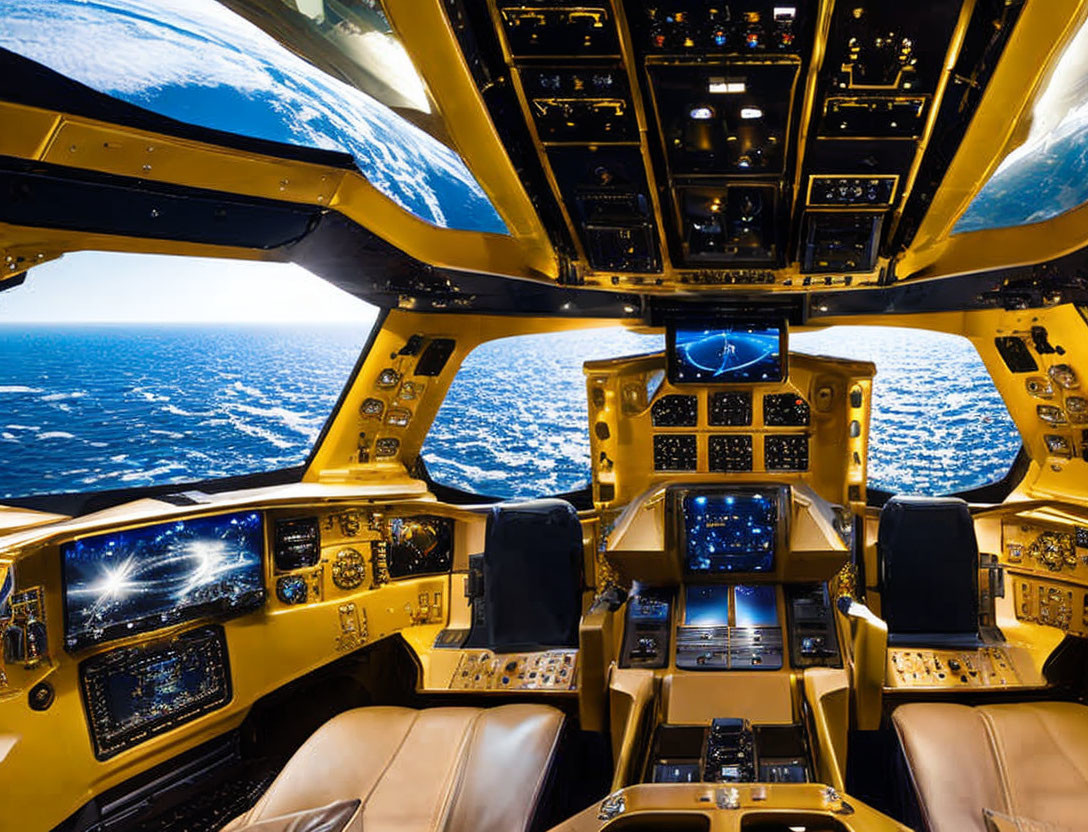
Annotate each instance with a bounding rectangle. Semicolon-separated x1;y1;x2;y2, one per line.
386;516;453;578
1029;531;1076;572
332;548;367;590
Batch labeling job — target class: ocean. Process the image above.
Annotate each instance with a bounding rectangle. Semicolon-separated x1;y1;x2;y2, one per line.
0;324;1021;502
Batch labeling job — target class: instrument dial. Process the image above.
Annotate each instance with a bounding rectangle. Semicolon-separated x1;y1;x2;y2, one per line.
332;548;367;590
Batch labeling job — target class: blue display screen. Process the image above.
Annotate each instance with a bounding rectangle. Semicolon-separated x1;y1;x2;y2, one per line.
685;584;731;626
682;492;777;573
733;584;778;628
630;595;671;621
63;511;265;649
669;323;783;383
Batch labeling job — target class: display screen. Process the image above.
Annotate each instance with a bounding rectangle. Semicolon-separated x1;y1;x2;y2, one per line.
682;491;778;573
63;511;265;650
685;584;731;627
630;595;671;621
733;584;779;628
386;515;454;578
668;321;785;384
80;625;231;760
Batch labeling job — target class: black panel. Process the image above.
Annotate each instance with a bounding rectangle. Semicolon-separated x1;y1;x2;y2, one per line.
708;434;754;473
815;2;965;138
785;583;842;668
994;336;1038;373
520;65;637;142
652;394;699;427
80;625;231;760
627;2;809;54
273;516;321;571
808;175;897;207
708;391;753;426
653;434;697;471
705;718;757;782
764;434;808;470
620;590;672;669
801;212;882;273
414;339;457;376
547;146;661;272
647;62;800;176
385;515;454;578
763;393;810;426
0;158;318;249
495;2;621;57
678;184;780;265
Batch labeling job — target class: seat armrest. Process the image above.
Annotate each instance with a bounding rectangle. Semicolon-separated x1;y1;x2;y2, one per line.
837;597;888;731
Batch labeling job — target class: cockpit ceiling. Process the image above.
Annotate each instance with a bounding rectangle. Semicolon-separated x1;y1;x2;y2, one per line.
2;1;1088;308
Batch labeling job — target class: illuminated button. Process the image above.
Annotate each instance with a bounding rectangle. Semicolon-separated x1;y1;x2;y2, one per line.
1049;364;1079;390
376;368;400;388
1037;404;1067;425
360;398;384;418
375;437;400;457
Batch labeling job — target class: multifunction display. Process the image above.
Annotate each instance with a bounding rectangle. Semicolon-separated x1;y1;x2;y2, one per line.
679;489;781;573
80;625;232;759
668;321;785;384
63;511;265;650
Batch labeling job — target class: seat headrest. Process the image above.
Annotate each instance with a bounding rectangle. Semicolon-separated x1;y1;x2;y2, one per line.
877;496;980;644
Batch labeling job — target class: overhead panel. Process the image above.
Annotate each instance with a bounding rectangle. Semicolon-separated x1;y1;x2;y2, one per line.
477;0;982;292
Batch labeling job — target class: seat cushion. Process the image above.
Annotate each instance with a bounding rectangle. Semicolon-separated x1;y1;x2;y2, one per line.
892;702;1088;832
222;704;564;832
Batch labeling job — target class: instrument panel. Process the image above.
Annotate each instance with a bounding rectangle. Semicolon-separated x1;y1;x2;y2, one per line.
0;497;469;791
474;0;990;288
1000;511;1088;638
80;624;231;760
269;506;456;612
585;349;874;511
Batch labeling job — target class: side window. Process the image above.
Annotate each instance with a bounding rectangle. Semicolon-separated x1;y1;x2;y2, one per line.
0;252;378;499
423;328;664;498
792;326;1021;495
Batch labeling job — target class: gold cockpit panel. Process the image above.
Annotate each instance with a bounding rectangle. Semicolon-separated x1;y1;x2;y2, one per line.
584;350;875;514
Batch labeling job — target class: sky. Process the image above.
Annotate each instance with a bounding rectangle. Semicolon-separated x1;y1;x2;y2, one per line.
0;251;379;323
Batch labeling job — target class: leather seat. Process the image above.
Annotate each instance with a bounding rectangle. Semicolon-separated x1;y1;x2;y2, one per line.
222;704;565;832
892;701;1088;832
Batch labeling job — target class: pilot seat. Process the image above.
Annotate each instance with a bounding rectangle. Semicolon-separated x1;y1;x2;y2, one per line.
221;499;585;832
878;498;1088;832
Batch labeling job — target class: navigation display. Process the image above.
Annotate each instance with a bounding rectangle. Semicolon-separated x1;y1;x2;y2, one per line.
685;584;731;627
668;321;785;384
681;491;778;573
63;511;265;650
733;584;778;628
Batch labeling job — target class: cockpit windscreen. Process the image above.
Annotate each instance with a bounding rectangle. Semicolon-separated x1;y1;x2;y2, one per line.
668;321;785;383
681;491;777;574
63;511;265;650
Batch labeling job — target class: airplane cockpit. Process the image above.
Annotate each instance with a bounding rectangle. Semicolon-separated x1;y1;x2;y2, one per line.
3;2;1088;832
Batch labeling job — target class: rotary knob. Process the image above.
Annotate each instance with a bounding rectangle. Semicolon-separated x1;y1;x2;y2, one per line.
332;548;366;590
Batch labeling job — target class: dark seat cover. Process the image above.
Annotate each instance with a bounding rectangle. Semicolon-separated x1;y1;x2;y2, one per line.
467;499;583;652
877;496;980;647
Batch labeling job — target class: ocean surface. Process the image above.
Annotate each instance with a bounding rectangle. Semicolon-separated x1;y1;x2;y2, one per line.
423;326;1022;498
0;325;1021;502
0;325;368;499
